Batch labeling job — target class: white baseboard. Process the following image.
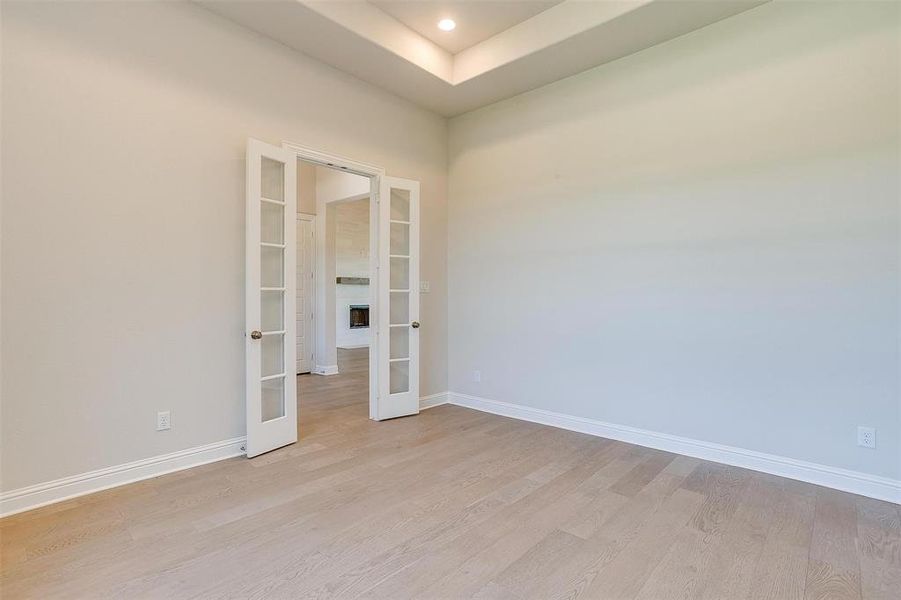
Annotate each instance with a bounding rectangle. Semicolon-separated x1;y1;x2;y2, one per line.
3;393;448;518
0;437;246;518
420;392;449;411
448;392;900;504
313;364;339;376
6;393;895;518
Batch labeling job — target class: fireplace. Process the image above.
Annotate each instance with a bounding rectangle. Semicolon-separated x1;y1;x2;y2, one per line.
349;305;369;329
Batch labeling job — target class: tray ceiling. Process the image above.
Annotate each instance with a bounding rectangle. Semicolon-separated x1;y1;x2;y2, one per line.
197;0;770;117
370;1;563;54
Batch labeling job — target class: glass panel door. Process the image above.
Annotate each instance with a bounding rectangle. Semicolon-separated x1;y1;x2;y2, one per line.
376;177;419;420
245;139;297;457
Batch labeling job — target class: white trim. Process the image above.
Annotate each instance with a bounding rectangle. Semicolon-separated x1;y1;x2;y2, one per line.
1;392;438;517
296;213;316;377
420;392;449;411
0;437;246;518
281;141;385;177
368;176;379;420
338;344;370;350
447;392;901;504
313;364;339;376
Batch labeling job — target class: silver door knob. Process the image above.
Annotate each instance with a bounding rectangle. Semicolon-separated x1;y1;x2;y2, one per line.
411;321;420;329
250;330;263;340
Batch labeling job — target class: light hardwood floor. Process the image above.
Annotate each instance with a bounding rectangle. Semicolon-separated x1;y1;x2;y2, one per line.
1;348;898;599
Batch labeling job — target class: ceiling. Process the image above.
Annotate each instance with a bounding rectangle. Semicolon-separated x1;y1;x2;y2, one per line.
197;0;770;117
370;1;563;54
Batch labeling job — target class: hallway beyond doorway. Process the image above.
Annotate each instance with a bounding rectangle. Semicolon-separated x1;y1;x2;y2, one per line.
299;347;369;436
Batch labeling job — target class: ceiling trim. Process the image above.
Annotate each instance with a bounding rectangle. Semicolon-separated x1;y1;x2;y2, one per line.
453;0;651;83
306;1;663;86
196;0;772;117
304;1;454;83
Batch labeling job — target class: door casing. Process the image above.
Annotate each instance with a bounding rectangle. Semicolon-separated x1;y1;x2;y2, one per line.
296;212;315;375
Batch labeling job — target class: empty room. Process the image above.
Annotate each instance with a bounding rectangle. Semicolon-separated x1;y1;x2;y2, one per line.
1;1;898;599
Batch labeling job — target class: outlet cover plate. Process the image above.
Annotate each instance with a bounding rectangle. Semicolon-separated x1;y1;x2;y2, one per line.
157;411;171;431
857;426;875;449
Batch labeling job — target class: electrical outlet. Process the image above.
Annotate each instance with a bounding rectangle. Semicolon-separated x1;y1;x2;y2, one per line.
420;281;430;293
857;426;875;449
473;370;481;383
157;411;171;431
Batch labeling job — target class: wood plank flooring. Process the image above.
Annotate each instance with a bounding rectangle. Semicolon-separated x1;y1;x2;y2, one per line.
1;348;898;599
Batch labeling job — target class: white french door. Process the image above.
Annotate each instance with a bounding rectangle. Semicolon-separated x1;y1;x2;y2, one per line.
245;139;297;457
374;177;420;420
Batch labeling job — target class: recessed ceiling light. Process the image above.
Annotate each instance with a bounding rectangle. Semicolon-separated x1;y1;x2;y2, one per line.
438;19;456;32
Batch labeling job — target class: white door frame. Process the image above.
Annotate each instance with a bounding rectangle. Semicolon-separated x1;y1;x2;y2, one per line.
282;141;384;421
296;212;315;375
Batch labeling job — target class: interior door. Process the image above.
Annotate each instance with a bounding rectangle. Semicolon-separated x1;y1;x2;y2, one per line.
296;215;314;374
246;139;297;457
375;177;420;420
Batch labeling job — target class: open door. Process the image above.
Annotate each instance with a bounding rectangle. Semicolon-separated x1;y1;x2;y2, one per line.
245;139;297;457
374;177;420;420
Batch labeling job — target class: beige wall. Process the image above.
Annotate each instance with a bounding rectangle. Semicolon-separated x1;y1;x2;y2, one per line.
335;199;371;348
313;166;372;370
448;0;899;479
315;165;370;204
4;0;896;498
297;160;318;215
0;0;448;492
335;199;370;280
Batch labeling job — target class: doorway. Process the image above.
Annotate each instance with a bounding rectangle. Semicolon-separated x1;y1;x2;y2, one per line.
245;138;422;457
298;161;372;433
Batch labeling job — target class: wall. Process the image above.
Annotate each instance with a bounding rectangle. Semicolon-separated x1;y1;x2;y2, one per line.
315;165;370;204
0;0;448;493
448;0;900;479
312;166;371;370
297;160;317;215
335;198;371;349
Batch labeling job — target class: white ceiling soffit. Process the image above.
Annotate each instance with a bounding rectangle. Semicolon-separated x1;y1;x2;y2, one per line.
197;0;770;117
371;1;564;54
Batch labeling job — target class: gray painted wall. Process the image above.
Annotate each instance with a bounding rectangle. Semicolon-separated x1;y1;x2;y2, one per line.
448;1;899;479
1;0;448;492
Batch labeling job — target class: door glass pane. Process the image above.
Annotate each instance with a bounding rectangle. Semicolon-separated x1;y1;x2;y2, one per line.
261;333;284;377
390;291;409;324
390;257;409;290
261;246;284;288
390;360;409;394
261;157;284;202
390;222;409;255
261;290;284;331
261;377;285;422
261;201;284;244
390;188;410;221
390;327;409;360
